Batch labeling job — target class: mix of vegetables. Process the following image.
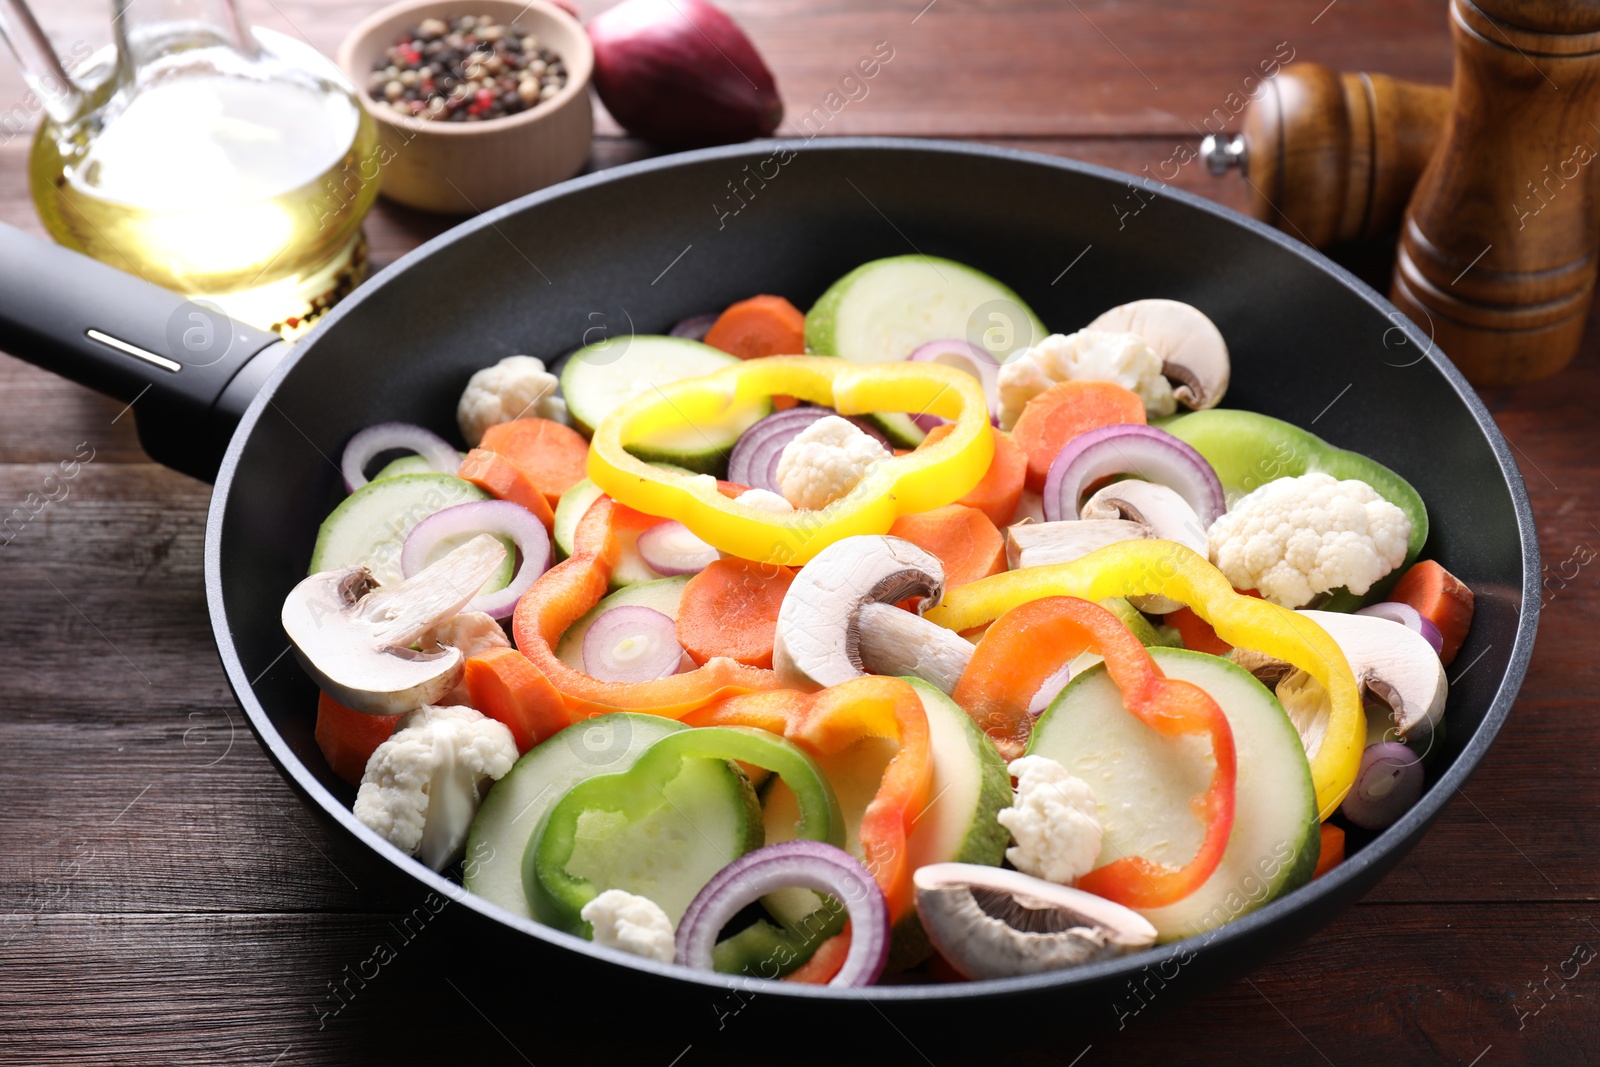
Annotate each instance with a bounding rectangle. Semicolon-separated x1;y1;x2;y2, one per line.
282;255;1476;986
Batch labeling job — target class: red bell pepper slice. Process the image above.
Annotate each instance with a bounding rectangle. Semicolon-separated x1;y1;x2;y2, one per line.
953;596;1236;910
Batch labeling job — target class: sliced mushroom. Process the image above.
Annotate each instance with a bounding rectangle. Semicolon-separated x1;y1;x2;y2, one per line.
281;534;508;716
773;535;975;694
1087;299;1230;410
1081;481;1210;614
1231;608;1447;749
914;863;1157;980
1005;518;1147;570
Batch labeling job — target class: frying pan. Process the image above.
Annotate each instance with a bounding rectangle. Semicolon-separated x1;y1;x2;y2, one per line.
0;139;1538;1047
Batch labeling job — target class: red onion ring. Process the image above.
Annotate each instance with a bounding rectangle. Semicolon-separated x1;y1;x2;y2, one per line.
670;313;720;341
675;840;889;986
582;605;684;682
636;520;720;576
906;339;1001;430
726;408;890;495
1042;424;1226;525
1340;741;1425;829
399;500;551;619
341;422;461;492
1356;602;1445;657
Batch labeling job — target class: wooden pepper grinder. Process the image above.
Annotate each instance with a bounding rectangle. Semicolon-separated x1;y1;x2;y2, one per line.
1393;0;1600;385
1203;63;1451;248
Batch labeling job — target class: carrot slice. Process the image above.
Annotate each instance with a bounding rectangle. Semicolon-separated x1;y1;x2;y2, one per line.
1010;380;1146;493
922;425;1027;528
479;418;591;509
457;447;556;531
1165;606;1233;656
462;646;570;753
703;295;807;359
675;558;796;669
1313;822;1345;879
1389;560;1475;666
888;504;1006;589
314;693;398;786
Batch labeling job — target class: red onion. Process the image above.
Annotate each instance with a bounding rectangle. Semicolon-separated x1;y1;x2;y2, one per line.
636;520;720;576
726;408;889;495
341;422;460;492
1356;602;1445;657
400;500;551;619
1341;741;1425;830
669;313;719;341
582;605;684;683
588;0;783;148
675;840;889;986
906;339;1001;431
1042;424;1226;526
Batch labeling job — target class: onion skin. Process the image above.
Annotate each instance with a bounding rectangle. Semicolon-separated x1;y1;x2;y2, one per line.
589;0;783;147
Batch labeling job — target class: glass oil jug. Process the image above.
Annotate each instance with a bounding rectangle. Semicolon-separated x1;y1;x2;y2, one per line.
0;0;379;335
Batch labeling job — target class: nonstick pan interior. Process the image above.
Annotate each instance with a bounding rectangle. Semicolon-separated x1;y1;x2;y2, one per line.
205;139;1537;1024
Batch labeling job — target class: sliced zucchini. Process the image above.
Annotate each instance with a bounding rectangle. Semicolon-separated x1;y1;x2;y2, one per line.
560;335;771;474
805;255;1048;445
465;713;685;920
308;473;510;589
1028;647;1319;943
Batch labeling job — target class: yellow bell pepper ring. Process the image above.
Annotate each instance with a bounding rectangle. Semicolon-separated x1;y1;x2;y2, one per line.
924;539;1364;820
587;356;994;565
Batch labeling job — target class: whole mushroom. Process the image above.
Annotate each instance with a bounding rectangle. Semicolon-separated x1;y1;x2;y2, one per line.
773;535;976;695
1087;298;1230;410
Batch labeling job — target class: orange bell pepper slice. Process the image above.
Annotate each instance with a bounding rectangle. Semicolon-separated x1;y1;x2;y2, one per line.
684;675;931;923
507;494;783;726
953;597;1236;910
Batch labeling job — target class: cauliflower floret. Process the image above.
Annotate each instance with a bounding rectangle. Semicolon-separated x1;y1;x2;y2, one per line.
580;889;677;963
423;611;509;658
1207;472;1411;608
353;704;517;871
996;755;1104;885
997;329;1176;429
457;355;568;446
734;487;795;514
422;611;510;706
774;416;891;511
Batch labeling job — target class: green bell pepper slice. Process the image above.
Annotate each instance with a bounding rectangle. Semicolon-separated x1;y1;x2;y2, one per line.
1159;409;1429;610
711;900;849;978
526;725;843;935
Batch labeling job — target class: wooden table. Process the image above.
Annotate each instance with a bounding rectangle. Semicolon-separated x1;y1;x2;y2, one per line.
2;2;1595;1064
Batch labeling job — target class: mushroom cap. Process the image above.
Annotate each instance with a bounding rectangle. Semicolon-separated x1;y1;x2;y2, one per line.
913;863;1156;980
282;534;508;717
1087;299;1230;410
1081;481;1210;614
1298;609;1447;740
1004;518;1147;571
772;535;947;691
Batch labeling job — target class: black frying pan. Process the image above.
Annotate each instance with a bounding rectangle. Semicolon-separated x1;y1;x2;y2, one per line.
0;139;1539;1048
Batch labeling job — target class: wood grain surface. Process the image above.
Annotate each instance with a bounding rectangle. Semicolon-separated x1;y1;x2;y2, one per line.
1;2;1595;1065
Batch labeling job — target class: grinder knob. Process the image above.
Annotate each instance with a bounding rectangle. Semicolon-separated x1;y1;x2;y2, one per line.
1202;62;1450;248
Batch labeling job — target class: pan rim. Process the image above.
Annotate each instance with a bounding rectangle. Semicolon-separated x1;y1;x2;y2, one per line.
204;136;1541;1002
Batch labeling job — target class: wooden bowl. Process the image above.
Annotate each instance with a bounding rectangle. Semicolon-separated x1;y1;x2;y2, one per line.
337;0;594;214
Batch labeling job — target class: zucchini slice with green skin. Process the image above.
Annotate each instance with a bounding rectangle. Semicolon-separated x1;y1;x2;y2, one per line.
559;335;771;474
1028;647;1319;943
308;473;511;590
805;255;1049;446
551;478;680;589
464;713;685;920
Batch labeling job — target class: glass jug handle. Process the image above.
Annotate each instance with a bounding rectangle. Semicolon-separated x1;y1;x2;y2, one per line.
0;0;85;124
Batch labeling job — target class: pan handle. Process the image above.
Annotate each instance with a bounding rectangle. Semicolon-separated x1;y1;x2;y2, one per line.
0;222;290;483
